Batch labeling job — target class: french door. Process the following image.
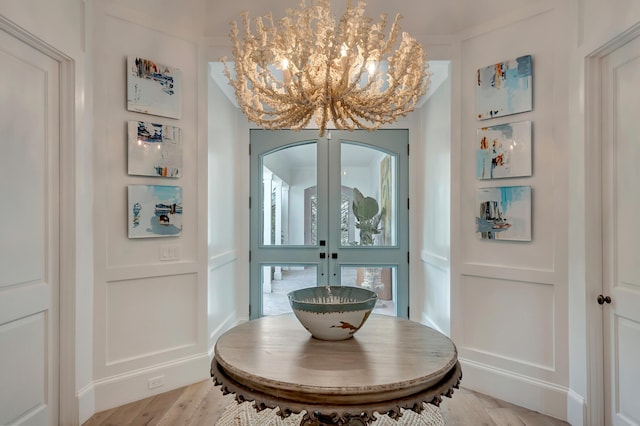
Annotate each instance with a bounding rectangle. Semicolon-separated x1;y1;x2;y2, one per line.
249;129;409;319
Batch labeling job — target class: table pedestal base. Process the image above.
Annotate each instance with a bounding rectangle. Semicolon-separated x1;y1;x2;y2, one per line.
211;359;462;426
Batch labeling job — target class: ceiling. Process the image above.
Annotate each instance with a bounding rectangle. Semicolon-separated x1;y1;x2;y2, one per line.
113;0;546;39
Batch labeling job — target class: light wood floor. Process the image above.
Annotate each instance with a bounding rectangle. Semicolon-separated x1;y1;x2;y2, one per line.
83;379;569;426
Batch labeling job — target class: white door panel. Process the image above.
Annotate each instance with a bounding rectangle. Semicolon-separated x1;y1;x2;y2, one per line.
602;34;640;426
0;314;47;425
0;27;59;426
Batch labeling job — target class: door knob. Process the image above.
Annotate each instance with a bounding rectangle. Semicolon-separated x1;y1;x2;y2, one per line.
597;294;612;305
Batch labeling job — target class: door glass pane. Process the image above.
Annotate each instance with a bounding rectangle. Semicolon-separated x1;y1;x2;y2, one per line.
261;143;317;246
341;143;396;247
341;266;397;316
263;265;317;316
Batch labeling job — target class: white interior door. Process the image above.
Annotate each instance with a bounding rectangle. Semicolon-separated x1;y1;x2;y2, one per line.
0;29;60;425
601;34;640;426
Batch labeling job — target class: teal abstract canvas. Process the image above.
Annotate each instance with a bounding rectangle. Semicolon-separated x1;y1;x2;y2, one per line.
476;55;532;120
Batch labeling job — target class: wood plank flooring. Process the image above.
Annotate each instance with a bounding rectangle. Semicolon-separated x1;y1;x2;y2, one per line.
83;379;570;426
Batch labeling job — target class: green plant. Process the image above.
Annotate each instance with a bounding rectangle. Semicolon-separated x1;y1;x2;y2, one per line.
352;188;385;246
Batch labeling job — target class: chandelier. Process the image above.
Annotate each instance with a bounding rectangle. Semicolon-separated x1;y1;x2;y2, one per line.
222;0;430;136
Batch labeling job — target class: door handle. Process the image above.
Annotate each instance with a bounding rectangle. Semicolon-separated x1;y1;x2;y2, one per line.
319;253;326;259
597;294;612;305
331;253;338;259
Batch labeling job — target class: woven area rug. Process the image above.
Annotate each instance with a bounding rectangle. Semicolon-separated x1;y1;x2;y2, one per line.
215;401;445;426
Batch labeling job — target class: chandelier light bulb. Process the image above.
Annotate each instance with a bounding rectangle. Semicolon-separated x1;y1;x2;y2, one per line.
366;60;376;75
222;0;430;136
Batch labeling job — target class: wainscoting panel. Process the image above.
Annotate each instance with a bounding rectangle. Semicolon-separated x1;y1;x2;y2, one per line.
106;273;198;365
421;251;450;336
208;251;240;351
460;274;555;370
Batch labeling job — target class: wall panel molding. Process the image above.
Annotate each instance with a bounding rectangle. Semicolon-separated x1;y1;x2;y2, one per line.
460;347;556;376
209;249;238;271
458;0;556;41
460;276;555;370
101;2;199;42
461;263;557;285
105;263;199;282
105;274;198;367
420;250;449;270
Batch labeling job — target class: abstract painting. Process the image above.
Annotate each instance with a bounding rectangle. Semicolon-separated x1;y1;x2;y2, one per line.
128;121;182;178
128;185;183;238
476;186;531;241
476;55;532;120
476;121;532;180
127;56;182;119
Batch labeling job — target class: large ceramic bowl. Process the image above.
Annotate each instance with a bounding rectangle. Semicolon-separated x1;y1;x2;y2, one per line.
287;286;377;341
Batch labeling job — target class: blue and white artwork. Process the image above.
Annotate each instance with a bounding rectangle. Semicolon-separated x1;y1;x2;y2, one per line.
128;121;182;178
476;121;532;179
476;186;531;241
476;55;532;120
128;185;183;238
127;56;182;119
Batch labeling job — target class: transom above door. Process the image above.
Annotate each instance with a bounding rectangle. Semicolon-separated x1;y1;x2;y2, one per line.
249;129;409;319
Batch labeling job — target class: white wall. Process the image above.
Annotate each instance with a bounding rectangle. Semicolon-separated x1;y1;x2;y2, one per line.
451;1;572;420
0;1;93;424
91;1;209;412
207;64;241;351
416;69;451;336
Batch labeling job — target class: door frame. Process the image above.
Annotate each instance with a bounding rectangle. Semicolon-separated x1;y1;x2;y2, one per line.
0;16;78;425
584;22;640;426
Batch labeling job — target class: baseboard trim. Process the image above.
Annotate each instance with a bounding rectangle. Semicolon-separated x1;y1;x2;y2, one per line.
77;382;96;425
567;388;586;426
459;358;568;421
92;353;210;413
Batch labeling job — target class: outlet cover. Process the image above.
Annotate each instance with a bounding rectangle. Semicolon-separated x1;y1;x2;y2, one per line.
148;375;164;389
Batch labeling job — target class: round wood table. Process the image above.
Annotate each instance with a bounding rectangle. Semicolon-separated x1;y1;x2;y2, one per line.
211;313;461;425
